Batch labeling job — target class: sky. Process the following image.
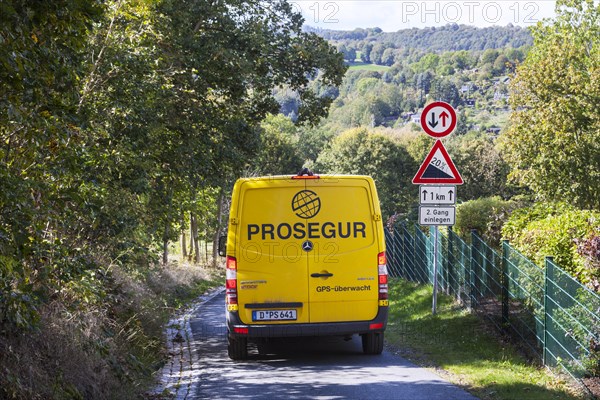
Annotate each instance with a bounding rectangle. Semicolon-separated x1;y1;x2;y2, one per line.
292;0;557;30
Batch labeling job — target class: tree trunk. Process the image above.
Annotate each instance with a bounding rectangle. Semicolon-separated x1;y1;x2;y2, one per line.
191;212;200;264
181;231;187;259
205;240;209;264
212;188;225;268
189;212;195;261
163;222;169;265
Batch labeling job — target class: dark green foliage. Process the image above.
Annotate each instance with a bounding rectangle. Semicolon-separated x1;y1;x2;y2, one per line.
0;0;105;331
0;1;346;396
315;128;417;217
252;114;304;175
0;0;345;331
455;196;517;246
446;132;515;201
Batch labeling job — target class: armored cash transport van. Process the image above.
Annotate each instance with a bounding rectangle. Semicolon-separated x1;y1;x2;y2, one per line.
221;170;388;360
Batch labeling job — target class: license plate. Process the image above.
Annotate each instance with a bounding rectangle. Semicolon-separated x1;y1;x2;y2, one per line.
252;309;297;321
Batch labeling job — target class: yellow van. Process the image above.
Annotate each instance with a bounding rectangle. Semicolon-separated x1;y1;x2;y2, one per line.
222;170;388;359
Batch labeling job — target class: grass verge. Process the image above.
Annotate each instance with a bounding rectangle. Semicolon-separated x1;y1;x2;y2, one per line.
386;279;588;400
0;259;223;399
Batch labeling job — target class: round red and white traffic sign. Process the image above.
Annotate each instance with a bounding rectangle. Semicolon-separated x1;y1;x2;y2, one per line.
420;101;457;138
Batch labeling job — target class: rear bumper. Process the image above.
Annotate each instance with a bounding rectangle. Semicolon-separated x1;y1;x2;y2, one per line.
227;307;388;338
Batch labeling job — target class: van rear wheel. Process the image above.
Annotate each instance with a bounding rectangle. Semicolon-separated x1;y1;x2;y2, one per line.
362;332;384;355
228;336;248;360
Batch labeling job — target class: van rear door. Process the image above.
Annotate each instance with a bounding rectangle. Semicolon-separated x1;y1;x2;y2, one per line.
305;177;381;323
235;178;310;325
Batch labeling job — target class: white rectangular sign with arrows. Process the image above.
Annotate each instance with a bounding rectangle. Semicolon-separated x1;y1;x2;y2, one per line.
419;185;456;205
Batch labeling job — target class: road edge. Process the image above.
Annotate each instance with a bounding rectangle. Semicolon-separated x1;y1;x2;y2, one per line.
151;286;225;399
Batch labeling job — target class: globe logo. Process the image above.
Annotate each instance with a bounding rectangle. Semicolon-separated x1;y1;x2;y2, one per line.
291;190;321;219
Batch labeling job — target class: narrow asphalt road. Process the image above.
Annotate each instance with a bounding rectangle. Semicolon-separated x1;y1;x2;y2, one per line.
187;293;478;400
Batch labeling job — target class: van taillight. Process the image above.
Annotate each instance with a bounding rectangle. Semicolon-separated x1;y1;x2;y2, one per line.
378;251;388;301
226;256;238;306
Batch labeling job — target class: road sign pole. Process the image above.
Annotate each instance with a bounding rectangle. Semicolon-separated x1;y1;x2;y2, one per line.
432;226;438;315
412;101;461;315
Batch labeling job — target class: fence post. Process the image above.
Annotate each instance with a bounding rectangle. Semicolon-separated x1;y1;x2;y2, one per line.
404;223;412;280
501;240;510;331
470;230;477;310
398;222;405;279
543;256;553;366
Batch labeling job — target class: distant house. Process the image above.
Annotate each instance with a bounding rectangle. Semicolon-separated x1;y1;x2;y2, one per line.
460;83;478;94
494;76;511;86
410;114;421;124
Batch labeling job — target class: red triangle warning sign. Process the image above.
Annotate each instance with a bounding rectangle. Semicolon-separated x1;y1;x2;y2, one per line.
412;140;463;184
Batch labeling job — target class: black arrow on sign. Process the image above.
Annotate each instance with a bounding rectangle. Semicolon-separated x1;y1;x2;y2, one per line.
422;190;428;201
428;112;438;128
448;190;454;201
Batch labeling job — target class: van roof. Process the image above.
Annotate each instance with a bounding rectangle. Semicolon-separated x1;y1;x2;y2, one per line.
237;174;375;181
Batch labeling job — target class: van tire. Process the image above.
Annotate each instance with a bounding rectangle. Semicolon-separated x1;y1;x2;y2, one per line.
362;332;384;355
228;336;248;360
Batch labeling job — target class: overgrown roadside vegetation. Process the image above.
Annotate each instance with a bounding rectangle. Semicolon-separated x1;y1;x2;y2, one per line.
386;279;588;400
1;1;340;398
0;260;223;399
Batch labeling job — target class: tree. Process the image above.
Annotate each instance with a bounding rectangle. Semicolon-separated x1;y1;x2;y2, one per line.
493;54;510;74
346;46;357;62
480;48;500;65
315;128;417;216
451;50;473;70
337;43;356;62
0;0;347;332
296;124;335;166
369;43;386;65
360;42;373;63
253;114;303;175
274;88;300;118
414;53;440;73
415;71;434;99
500;0;600;209
0;0;105;330
81;0;348;261
447;132;513;200
381;48;396;66
428;78;461;107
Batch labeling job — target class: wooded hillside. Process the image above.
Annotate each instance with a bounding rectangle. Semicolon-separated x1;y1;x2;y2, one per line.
309;23;532;53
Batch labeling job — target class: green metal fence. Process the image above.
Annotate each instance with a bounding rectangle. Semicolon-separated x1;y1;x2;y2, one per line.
385;223;600;381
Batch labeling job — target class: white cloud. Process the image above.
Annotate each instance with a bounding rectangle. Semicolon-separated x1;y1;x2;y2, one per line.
291;1;557;31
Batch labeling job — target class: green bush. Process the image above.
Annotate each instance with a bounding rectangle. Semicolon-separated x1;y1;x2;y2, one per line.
501;202;574;242
502;202;600;284
455;196;517;246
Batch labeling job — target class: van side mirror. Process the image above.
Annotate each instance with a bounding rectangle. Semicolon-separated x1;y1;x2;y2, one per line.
218;235;227;257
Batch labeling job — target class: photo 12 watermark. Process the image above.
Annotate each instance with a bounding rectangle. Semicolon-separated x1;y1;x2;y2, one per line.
290;1;556;29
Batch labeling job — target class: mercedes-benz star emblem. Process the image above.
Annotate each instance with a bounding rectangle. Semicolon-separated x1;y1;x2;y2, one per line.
302;240;314;252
